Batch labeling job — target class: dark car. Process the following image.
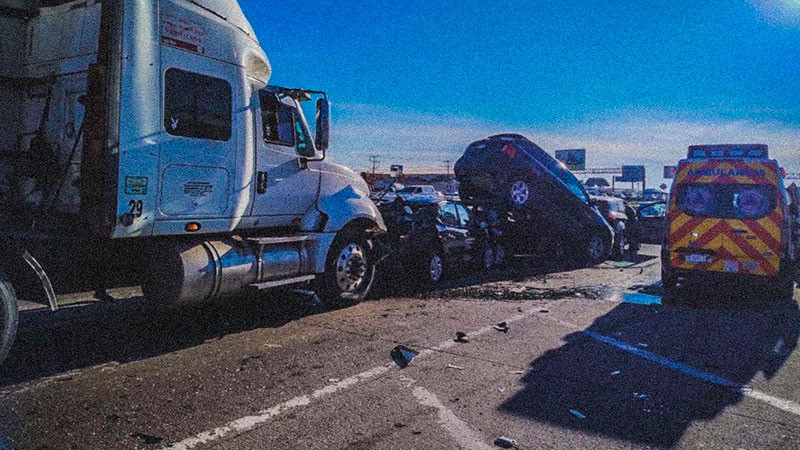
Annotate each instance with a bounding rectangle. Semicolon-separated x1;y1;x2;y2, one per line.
379;198;497;284
636;201;667;244
591;195;640;259
454;134;613;263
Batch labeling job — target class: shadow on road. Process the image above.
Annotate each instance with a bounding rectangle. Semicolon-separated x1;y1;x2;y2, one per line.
499;287;800;447
0;291;323;387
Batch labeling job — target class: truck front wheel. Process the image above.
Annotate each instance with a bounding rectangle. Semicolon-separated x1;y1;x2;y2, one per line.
316;228;376;308
0;271;19;366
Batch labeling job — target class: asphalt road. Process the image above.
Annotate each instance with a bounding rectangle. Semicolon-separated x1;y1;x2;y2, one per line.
1;245;798;450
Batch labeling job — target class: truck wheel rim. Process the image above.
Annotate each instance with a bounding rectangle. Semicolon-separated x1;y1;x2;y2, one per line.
336;243;367;292
510;181;530;205
589;236;604;260
430;254;443;282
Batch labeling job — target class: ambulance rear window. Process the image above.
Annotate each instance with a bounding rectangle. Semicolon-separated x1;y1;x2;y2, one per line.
676;184;777;219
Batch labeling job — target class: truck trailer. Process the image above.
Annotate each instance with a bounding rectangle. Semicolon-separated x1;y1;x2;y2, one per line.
0;0;385;365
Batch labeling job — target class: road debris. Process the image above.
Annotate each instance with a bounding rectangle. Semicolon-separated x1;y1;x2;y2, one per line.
446;363;465;370
328;378;341;383
130;433;163;445
539;309;549;313
634;392;650;399
636;342;649;348
493;321;509;333
493;436;519;448
508;370;525;375
610;370;621;376
569;409;586;419
454;331;469;343
391;345;419;368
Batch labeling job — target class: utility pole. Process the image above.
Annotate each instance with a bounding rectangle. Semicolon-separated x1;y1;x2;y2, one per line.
442;159;451;177
369;154;380;175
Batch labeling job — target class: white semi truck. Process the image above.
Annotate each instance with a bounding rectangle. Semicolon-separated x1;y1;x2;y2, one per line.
0;0;385;365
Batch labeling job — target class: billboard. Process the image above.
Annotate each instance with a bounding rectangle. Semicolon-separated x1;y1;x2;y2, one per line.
555;149;586;171
617;165;645;182
663;165;677;179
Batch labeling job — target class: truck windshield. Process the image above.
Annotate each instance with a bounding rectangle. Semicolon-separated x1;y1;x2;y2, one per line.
676;183;777;219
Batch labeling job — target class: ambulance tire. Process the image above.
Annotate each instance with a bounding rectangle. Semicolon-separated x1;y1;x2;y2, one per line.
661;268;681;306
774;264;795;302
0;271;18;367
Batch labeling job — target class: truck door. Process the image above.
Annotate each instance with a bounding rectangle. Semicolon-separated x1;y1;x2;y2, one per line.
251;90;320;221
159;46;240;219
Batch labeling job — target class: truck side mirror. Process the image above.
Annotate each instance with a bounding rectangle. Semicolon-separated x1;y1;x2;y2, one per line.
315;98;331;152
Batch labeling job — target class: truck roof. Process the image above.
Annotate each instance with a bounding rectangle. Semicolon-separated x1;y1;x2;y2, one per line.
188;0;258;42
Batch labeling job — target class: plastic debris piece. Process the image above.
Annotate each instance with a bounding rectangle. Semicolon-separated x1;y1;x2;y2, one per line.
498;387;506;393
390;345;419;368
569;409;586;419
539;309;550;313
493;436;518;448
446;363;465;370
508;370;525;375
493;321;509;333
636;342;648;348
454;331;469;343
634;392;649;399
328;378;341;383
610;370;621;376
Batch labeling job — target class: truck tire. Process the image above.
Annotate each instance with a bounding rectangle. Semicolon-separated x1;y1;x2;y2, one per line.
315;228;376;308
0;271;19;366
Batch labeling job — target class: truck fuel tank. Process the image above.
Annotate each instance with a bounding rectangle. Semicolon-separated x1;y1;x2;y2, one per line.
142;236;310;306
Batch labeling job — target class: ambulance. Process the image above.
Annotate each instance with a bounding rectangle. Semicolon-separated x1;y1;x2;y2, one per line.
662;144;798;302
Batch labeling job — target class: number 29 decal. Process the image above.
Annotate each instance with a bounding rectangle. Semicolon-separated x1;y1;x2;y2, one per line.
128;200;144;218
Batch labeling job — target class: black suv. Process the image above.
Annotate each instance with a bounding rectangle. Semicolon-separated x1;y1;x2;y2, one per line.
454;134;613;263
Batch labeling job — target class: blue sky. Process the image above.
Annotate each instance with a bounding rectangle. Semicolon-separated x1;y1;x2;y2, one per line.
240;1;800;185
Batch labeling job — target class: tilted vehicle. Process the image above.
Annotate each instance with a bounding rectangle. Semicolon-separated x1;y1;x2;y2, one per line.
662;144;798;302
591;195;641;259
455;134;613;264
0;0;384;365
379;198;495;284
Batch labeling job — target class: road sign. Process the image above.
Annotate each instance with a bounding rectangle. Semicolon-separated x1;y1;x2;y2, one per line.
663;166;677;179
617;165;645;182
555;149;586;171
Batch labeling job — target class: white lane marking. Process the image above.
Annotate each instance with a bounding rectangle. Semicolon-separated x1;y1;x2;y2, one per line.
163;307;543;449
743;389;800;416
582;329;800;417
412;386;495;450
163;365;390;450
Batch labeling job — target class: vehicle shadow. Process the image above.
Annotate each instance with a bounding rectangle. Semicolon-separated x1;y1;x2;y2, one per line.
498;289;800;447
0;290;323;387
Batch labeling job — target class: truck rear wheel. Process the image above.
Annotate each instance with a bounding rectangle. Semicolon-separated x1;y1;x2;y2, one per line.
315;228;376;308
0;271;19;366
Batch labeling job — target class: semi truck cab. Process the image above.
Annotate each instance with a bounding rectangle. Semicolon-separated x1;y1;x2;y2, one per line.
0;0;384;365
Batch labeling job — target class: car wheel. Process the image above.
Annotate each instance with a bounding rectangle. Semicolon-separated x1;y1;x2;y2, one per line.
427;250;445;283
493;243;507;268
316;228;376;308
508;178;532;208
482;245;495;271
0;270;19;366
612;222;627;260
586;234;607;265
